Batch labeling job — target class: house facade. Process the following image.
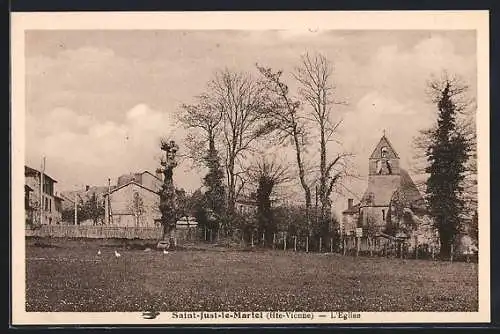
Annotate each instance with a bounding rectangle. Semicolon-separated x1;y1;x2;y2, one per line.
25;165;64;225
104;171;163;227
342;135;425;235
60;185;109;225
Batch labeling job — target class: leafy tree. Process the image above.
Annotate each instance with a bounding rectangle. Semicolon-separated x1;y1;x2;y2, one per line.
158;139;180;243
424;73;470;258
246;155;291;246
203;139;226;224
470;209;478;243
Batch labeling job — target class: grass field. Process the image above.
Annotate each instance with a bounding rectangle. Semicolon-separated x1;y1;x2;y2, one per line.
25;238;478;312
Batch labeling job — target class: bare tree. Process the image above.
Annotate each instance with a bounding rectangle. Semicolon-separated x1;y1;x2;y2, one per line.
256;64;313;235
130;191;145;227
208;68;275;217
178;94;224;166
293;52;351;239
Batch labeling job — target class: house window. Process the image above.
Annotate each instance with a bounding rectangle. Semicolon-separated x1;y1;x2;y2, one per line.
382;209;385;221
49;198;52;212
45;197;49;211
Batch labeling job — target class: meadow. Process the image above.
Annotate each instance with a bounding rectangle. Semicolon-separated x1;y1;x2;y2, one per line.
25;238;478;312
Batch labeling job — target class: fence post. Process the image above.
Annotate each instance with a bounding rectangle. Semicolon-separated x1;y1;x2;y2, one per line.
294;236;297;252
251;233;254;247
432;246;435;261
306;236;309;253
217;229;220;242
209;229;212;243
450;243;454;262
330;238;333;253
356;236;360;257
262;233;265;247
272;233;276;250
400;243;404;260
284;235;287;251
319;237;322;253
343;237;346;256
415;236;418;259
204;227;207;241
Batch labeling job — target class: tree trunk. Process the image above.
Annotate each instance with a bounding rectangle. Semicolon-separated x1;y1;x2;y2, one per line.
439;233;452;259
293;129;312;236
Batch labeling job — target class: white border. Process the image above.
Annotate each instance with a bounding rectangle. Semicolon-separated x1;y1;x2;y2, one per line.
11;10;490;325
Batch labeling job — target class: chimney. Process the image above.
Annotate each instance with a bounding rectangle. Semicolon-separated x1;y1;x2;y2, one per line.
348;198;353;210
85;185;90;192
156;169;163;181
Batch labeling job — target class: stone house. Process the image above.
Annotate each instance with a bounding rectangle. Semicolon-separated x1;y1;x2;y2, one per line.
103;171;163;227
25;165;64;225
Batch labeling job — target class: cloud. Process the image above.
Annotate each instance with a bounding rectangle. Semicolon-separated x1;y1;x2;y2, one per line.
23;31;477;214
25;104;201;192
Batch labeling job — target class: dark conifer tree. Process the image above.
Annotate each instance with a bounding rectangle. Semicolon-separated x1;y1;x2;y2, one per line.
425;75;469;258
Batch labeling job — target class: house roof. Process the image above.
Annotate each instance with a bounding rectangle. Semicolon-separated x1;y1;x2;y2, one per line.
25;184;34;192
342;203;360;214
369;135;400;160
117;170;162;188
104;180;159;196
25;165;58;183
140;170;163;182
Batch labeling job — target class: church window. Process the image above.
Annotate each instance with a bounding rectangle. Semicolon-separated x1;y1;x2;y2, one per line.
382;209;385;221
376;159;383;174
381;146;388;158
386;160;392;174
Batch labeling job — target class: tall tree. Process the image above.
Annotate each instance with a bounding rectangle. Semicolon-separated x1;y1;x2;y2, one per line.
256;65;313;236
179;94;223;169
208;68;274;218
179;94;226;228
158;139;180;245
203;139;226;220
424;73;470;258
293;52;350;240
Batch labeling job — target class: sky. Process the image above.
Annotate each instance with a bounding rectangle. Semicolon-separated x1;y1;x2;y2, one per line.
24;30;477;216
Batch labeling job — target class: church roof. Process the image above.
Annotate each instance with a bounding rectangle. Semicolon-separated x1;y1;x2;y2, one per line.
393;169;426;211
358;168;424;208
369;135;400;159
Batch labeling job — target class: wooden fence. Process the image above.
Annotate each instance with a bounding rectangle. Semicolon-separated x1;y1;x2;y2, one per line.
26;225;165;240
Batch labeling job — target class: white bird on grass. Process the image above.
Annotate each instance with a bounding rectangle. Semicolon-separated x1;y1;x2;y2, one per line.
115;250;121;258
163;249;169;255
97;249;101;256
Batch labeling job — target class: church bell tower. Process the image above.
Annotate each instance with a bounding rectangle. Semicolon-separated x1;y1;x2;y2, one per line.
368;132;400;176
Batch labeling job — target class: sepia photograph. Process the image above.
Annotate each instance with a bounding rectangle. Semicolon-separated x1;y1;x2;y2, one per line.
11;11;490;325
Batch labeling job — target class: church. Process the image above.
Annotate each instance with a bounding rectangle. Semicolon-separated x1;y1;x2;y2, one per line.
342;134;426;235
